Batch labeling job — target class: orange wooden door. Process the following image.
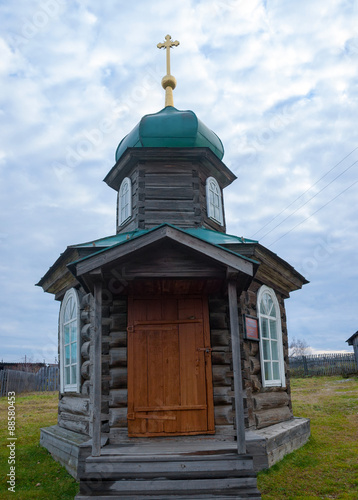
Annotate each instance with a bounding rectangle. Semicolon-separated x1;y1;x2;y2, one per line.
127;296;214;437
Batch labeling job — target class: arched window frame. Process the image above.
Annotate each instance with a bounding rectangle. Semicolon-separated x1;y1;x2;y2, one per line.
118;177;132;226
257;285;286;388
206;177;223;225
59;288;80;393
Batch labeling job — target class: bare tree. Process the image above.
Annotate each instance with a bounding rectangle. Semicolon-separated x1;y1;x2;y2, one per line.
289;337;311;357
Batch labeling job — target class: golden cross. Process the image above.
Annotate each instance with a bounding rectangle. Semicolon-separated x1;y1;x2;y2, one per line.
157;34;179;76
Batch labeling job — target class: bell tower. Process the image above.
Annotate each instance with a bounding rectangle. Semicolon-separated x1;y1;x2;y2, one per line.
103;35;237;234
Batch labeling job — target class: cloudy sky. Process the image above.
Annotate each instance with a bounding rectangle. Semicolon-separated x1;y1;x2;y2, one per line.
1;0;357;363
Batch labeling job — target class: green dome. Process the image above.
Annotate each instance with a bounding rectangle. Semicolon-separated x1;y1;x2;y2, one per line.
115;106;224;162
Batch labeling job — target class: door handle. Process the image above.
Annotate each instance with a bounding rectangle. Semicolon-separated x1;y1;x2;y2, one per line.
197;347;212;354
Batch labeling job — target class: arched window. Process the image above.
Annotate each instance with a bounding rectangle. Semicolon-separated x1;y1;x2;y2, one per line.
257;285;285;387
206;177;223;225
60;288;80;393
118;177;132;226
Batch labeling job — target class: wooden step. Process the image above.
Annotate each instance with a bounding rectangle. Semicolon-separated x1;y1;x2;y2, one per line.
76;450;261;499
84;453;255;478
76;494;262;499
76;495;261;500
77;477;261;498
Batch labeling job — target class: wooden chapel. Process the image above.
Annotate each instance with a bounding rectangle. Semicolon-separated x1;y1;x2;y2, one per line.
38;35;310;499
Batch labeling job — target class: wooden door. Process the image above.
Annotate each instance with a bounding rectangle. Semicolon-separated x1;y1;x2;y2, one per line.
127;296;214;437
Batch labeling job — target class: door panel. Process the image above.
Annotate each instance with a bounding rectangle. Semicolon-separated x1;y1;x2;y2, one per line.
127;295;214;437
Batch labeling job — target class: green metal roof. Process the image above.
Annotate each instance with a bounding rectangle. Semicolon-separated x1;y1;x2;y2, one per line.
70;229;148;249
69;225;258;268
115;106;224;162
183;227;257;246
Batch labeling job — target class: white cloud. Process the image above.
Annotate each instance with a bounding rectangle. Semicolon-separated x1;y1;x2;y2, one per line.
0;0;357;361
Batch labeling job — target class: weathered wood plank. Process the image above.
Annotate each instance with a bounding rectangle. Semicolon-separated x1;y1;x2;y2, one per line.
80;361;91;380
110;348;127;368
109;331;127;348
81;341;91;360
58;417;89;435
92;281;102;457
145;186;194;200
109;408;127;428
109;389;128;408
81;324;91;342
211;366;232;386
249;356;261;375
59;397;89;416
80;476;258;494
211;329;230;347
214;405;234;426
255;406;292;429
213;387;234;405
253;392;289;411
110;368;128;389
85;456;254;476
211;351;231;365
228;279;246;454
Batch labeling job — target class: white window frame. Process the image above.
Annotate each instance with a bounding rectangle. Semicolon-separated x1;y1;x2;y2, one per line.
118;177;132;226
59;288;80;393
206;176;223;225
257;285;286;388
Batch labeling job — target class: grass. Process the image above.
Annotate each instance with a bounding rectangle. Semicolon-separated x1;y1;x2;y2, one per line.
0;392;79;499
0;377;357;499
257;376;358;499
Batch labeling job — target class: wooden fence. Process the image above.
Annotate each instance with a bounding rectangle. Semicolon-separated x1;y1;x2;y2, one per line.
289;353;357;377
0;366;59;397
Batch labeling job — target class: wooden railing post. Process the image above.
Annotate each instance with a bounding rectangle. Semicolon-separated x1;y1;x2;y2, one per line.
228;279;246;455
92;279;102;457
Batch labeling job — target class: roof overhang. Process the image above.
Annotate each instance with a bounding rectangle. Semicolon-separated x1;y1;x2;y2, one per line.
220;241;308;297
346;332;358;345
68;224;258;293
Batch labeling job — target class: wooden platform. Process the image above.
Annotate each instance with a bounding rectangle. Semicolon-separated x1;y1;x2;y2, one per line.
76;437;261;499
40;417;310;498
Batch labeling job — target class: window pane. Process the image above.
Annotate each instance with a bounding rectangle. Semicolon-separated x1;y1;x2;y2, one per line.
65;366;70;385
261;293;268;314
71;365;77;385
269;319;277;339
71;342;77;364
64;298;71;322
272;362;280;380
70;323;76;342
271;340;279;361
261;318;269;338
65;345;70;365
70;299;76;319
263;339;271;360
64;325;70;344
270;299;276;317
264;362;272;381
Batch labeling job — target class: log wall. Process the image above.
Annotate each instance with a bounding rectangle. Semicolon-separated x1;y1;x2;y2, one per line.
207;297;235;437
116;161;226;234
239;280;293;430
107;297;128;444
58;290;92;436
57;281;292;439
